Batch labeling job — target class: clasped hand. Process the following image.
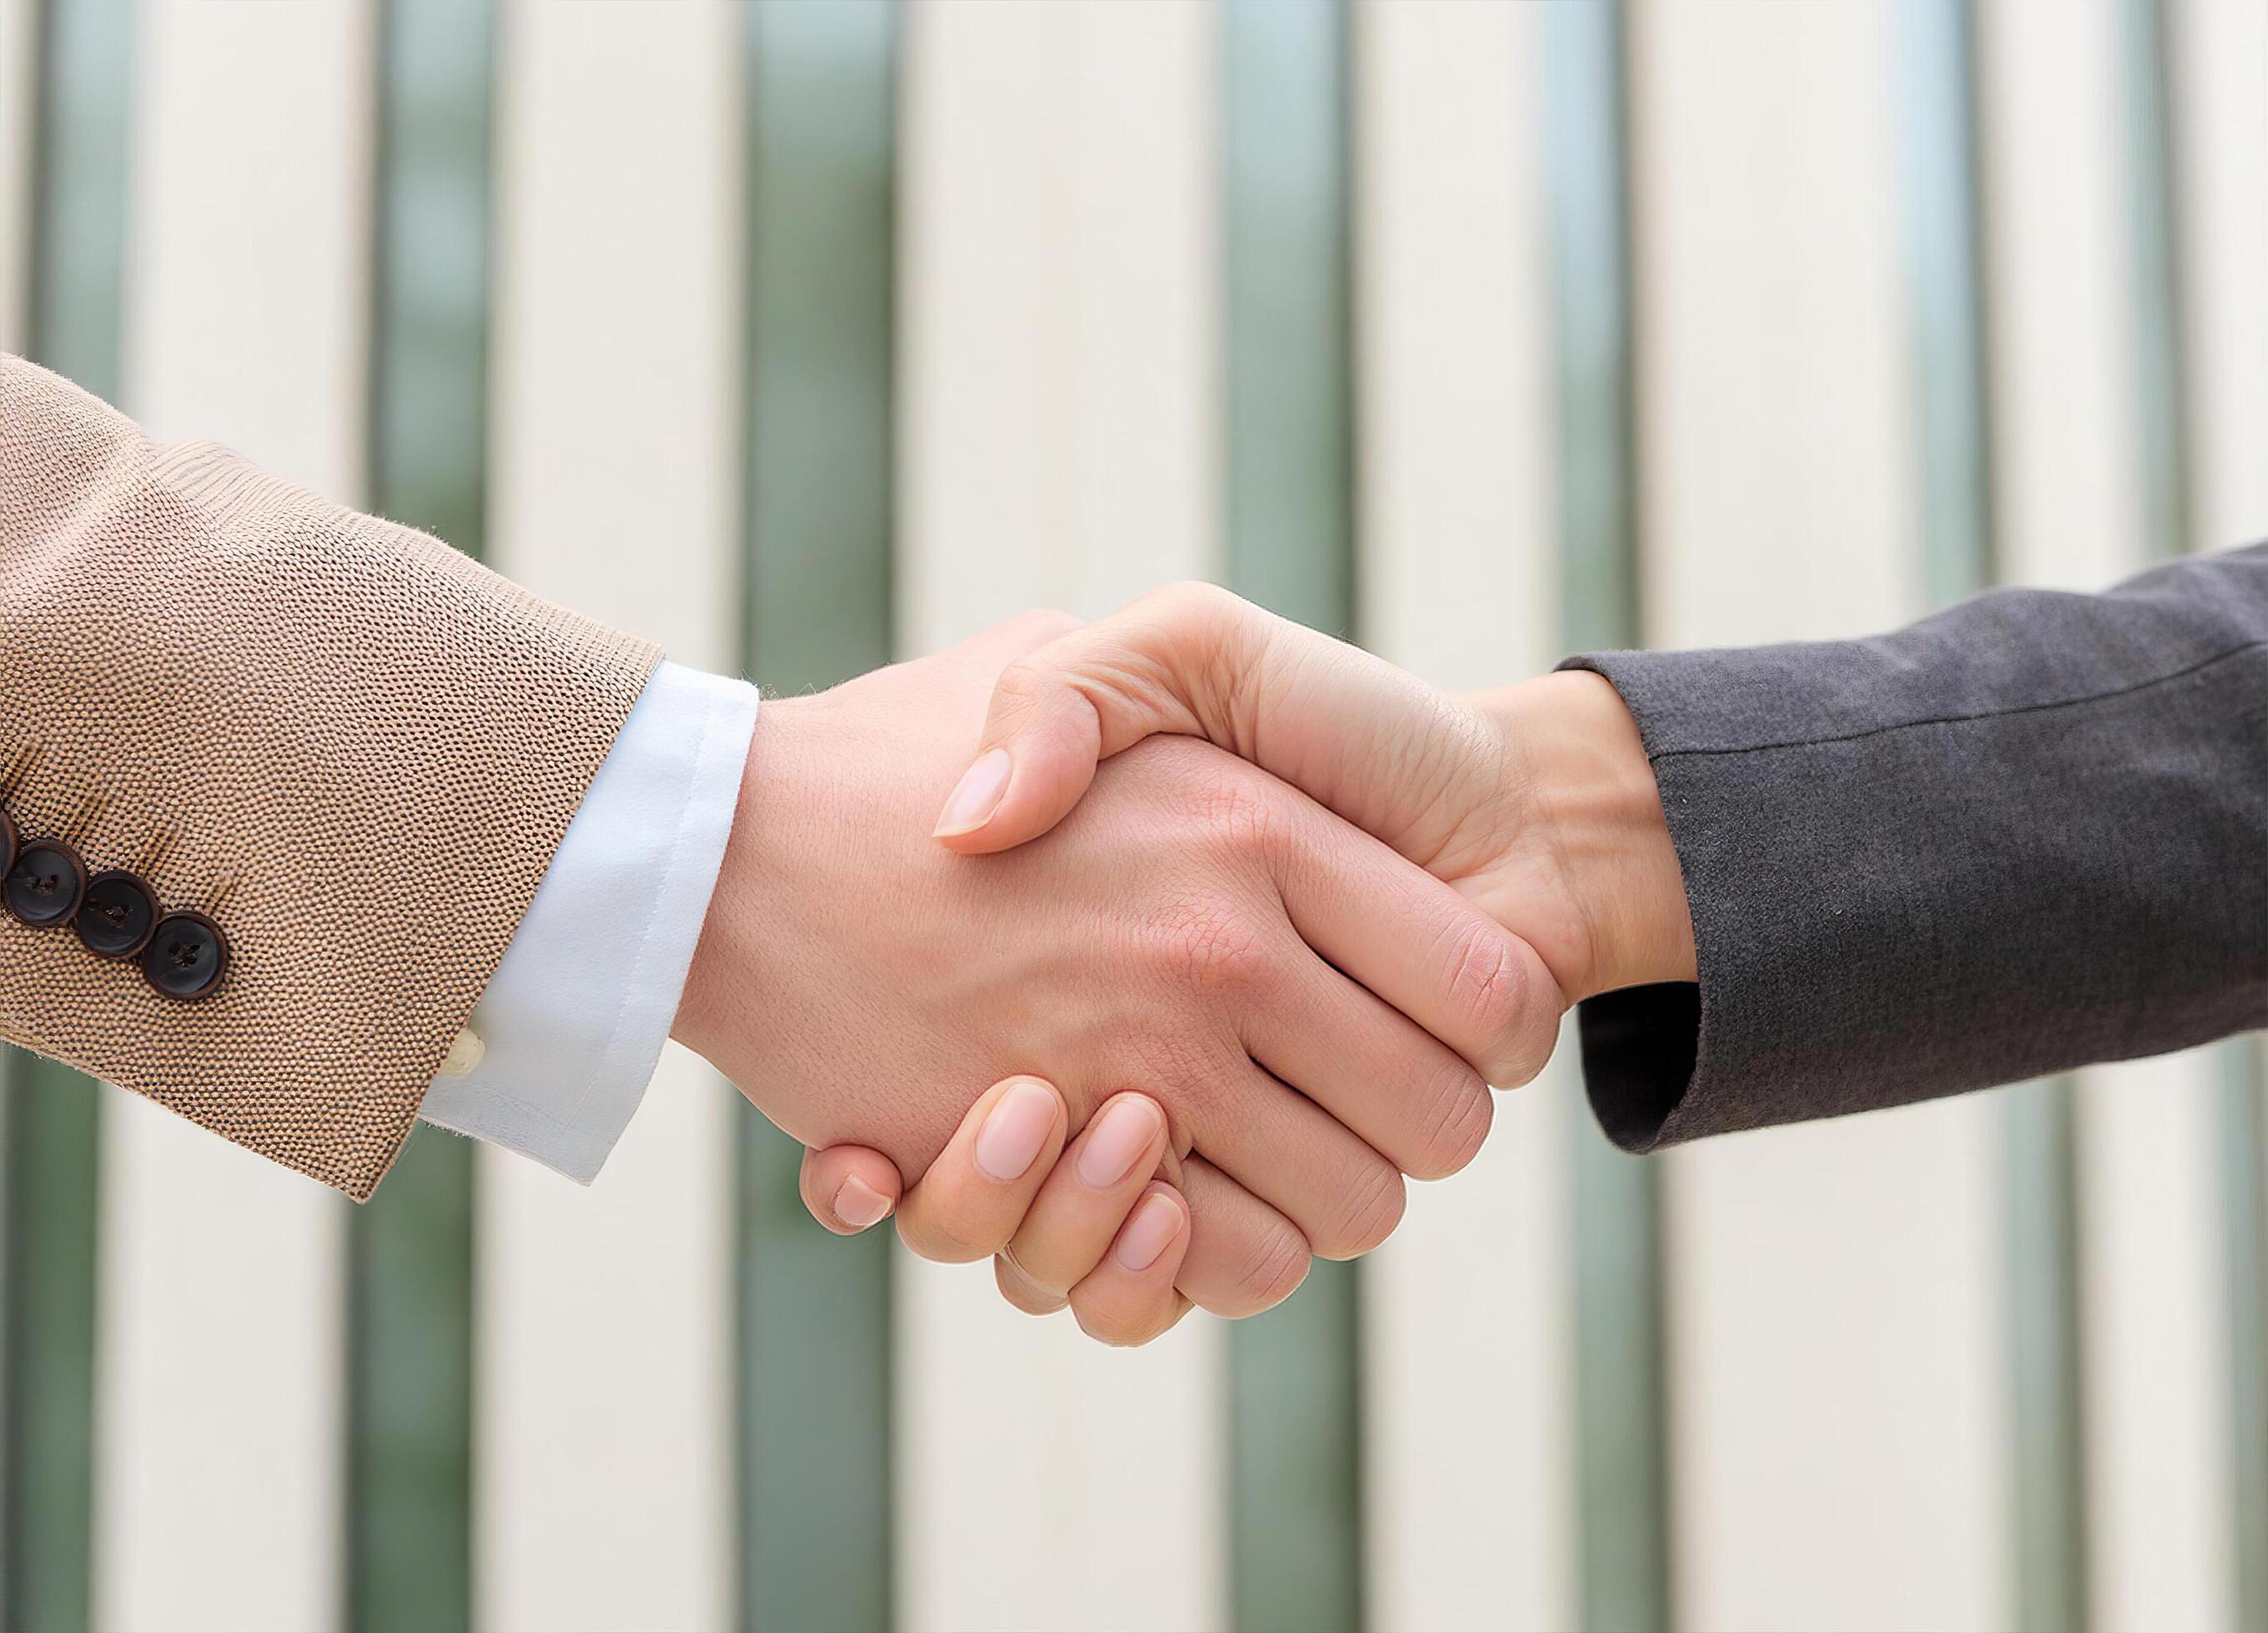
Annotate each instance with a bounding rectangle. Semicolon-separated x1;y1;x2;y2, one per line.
672;587;1693;1346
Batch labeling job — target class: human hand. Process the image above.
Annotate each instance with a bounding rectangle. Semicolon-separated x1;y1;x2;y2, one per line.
927;582;1696;1005
671;612;1561;1316
803;1077;1194;1346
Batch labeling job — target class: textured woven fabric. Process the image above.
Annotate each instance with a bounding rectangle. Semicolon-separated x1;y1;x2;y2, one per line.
1564;542;2268;1152
0;356;660;1198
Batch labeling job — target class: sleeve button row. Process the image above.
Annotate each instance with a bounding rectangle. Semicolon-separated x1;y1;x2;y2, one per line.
0;814;231;1000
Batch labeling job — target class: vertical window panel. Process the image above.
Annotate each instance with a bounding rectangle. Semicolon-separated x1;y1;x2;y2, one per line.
94;7;372;1629
2165;2;2268;1620
1221;2;1361;1628
0;0;38;347
351;0;493;1626
1541;8;1671;1630
1627;4;2012;1627
895;4;1226;1630
1351;4;1572;1631
479;3;743;1627
1898;10;2086;1625
738;6;898;1630
1976;2;2235;1624
7;0;136;1626
0;0;25;1600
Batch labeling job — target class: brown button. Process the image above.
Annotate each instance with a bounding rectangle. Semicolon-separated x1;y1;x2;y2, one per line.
142;911;228;1001
5;837;86;927
0;812;16;881
77;869;157;960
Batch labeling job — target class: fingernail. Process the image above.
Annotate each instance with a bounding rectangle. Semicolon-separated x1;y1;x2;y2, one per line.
834;1174;891;1230
933;748;1012;837
974;1078;1057;1181
1077;1096;1162;1189
1114;1192;1184;1271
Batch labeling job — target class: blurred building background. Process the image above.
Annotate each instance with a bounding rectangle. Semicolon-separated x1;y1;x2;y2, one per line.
0;1;2264;1630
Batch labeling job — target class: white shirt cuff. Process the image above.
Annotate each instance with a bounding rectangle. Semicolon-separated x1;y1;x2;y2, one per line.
417;661;757;1182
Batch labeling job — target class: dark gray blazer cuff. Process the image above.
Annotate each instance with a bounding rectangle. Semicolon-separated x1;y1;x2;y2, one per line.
1559;543;2268;1152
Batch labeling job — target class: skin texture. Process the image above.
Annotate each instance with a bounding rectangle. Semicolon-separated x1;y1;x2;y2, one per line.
933;583;1693;1000
803;1078;1194;1346
671;612;1562;1320
806;584;1697;1342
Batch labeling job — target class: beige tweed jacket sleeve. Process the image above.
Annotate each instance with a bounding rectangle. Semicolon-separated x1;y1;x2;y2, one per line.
0;356;662;1199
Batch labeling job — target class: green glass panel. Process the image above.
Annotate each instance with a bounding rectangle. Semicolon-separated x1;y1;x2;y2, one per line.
348;2;495;1627
7;0;136;1626
1897;5;2090;1625
737;5;898;1628
1543;7;1671;1630
2222;1041;2268;1633
1896;0;1997;614
3;1060;100;1633
1221;3;1364;1630
2001;1080;2091;1633
2114;0;2187;574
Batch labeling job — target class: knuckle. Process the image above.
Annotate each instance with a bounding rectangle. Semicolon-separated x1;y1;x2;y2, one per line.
1408;1060;1494;1180
995;1256;1068;1316
1232;1219;1313;1314
1441;922;1532;1078
987;656;1062;734
1143;578;1239;632
900;1210;1000;1267
1069;1294;1157;1349
1154;897;1272;998
1314;1158;1407;1261
992;656;1045;702
1184;764;1279;860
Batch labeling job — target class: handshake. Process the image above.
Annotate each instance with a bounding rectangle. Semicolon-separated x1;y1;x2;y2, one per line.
670;582;1696;1346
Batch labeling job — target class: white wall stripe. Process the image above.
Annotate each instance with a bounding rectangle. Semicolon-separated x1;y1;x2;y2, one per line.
95;3;373;1627
1627;5;2012;1628
896;3;1225;1628
0;0;37;352
1350;5;1571;1630
2172;0;2268;555
2072;1050;2234;1632
1976;4;2235;1626
479;4;741;1628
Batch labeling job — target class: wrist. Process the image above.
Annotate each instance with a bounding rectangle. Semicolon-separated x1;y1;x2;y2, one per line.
1476;670;1695;1001
673;692;817;1069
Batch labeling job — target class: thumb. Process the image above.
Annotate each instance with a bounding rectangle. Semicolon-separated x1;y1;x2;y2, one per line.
931;582;1270;854
799;1143;905;1235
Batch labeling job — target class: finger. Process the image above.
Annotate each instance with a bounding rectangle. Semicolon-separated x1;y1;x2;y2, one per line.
1241;946;1495;1181
1173;1153;1311;1318
1273;807;1566;1089
931;585;1237;851
799;1145;905;1235
1066;1183;1195;1347
894;1075;1070;1264
994;1092;1172;1308
932;580;1468;856
1196;1056;1407;1261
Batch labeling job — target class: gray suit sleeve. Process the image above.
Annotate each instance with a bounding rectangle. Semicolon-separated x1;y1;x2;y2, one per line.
1561;542;2268;1152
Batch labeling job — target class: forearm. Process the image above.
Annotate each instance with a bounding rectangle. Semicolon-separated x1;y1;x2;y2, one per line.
1555;542;2268;1151
1;354;662;1196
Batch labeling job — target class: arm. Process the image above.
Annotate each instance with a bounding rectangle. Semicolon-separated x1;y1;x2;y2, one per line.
910;547;2268;1161
3;357;1550;1320
0;355;657;1197
1556;542;2268;1147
